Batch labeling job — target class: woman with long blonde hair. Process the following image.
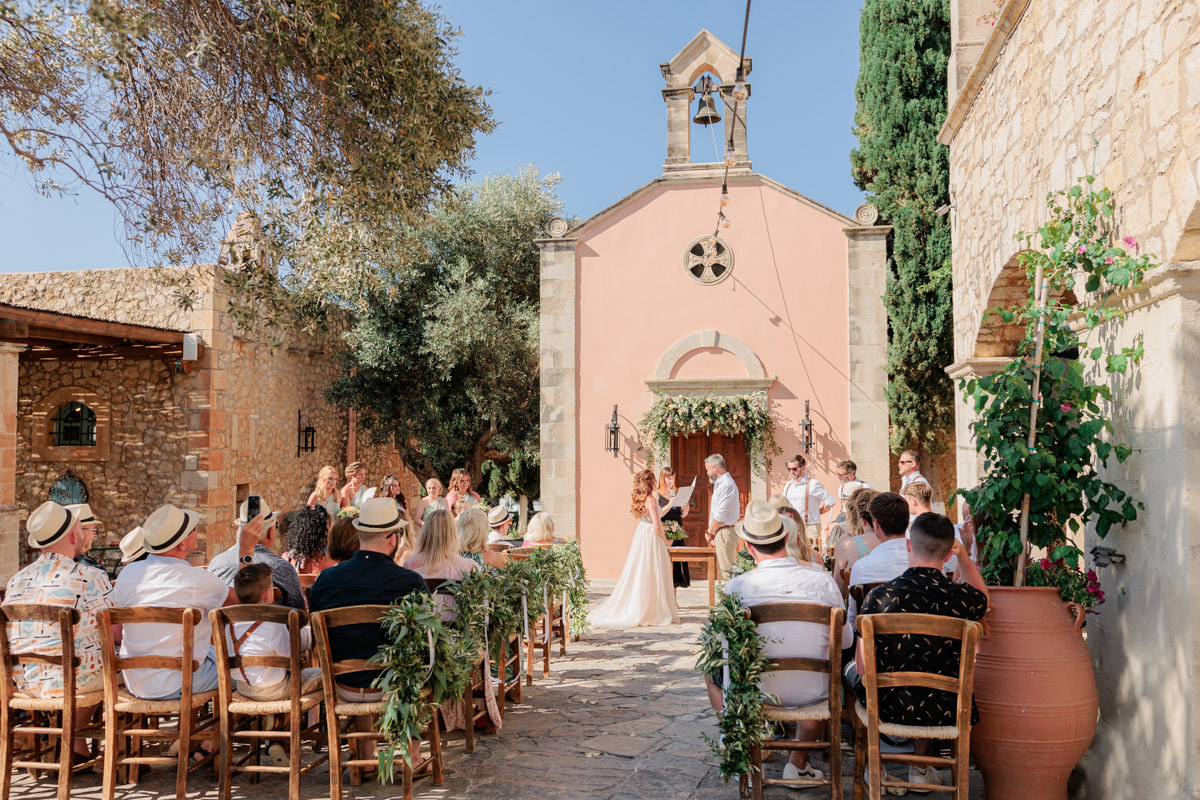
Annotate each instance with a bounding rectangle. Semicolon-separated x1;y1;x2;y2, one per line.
444;468;482;517
405;509;480;581
769;494;822;568
590;469;679;628
306;465;341;520
457;508;507;568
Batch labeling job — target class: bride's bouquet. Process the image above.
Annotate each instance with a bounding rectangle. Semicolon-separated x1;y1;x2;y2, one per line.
662;520;687;541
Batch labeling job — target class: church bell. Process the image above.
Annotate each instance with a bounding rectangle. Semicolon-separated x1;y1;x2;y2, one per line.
693;92;721;126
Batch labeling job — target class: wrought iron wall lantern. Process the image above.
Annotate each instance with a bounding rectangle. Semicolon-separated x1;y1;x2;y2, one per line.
604;406;620;457
1090;545;1126;568
800;400;813;454
296;410;317;456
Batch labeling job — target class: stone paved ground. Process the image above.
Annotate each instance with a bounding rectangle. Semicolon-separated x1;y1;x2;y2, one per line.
10;583;984;799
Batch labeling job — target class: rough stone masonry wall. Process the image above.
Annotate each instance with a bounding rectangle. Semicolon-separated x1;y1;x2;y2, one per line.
0;266;201;330
946;2;1200;798
15;357;196;569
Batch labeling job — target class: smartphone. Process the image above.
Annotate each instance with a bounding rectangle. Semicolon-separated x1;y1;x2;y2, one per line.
246;494;261;520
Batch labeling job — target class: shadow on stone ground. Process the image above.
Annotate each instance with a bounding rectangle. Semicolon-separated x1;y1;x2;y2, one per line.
9;582;984;799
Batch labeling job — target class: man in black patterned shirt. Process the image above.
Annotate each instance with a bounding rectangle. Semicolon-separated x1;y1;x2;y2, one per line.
852;512;988;789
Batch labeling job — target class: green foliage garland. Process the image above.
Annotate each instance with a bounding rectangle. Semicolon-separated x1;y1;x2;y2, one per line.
851;0;955;455
960;175;1152;600
371;593;475;781
696;589;773;781
641;393;779;470
448;565;526;661
526;542;591;638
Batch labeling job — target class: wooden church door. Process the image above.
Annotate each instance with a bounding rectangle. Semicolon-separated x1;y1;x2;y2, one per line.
669;432;750;578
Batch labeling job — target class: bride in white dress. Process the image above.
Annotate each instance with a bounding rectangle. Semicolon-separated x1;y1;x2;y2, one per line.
592;469;680;627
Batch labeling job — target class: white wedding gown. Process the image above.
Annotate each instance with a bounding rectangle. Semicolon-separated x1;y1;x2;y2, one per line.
591;516;680;627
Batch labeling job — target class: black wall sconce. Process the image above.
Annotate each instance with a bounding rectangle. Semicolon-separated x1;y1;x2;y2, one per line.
1090;545;1126;568
604;405;620;457
800;400;813;454
296;410;317;456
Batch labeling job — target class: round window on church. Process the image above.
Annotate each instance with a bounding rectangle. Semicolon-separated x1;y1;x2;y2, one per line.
683;236;734;285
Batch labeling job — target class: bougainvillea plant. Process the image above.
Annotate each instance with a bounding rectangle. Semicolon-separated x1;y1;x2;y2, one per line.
959;175;1154;603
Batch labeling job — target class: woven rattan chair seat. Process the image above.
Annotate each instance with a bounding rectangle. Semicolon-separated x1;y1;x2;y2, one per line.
114;688;218;714
10;689;104;711
227;689;324;715
761;699;832;722
332;699;386;716
854;701;959;739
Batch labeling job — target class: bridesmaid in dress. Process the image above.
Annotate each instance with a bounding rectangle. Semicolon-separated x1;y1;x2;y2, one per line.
658;467;691;588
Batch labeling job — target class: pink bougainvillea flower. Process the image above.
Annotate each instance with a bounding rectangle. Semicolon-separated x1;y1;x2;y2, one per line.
1121;236;1138;252
1104;256;1114;264
1061;403;1072;412
1076;245;1086;254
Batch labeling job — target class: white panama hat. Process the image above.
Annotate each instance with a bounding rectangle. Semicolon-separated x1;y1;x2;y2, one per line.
119;527;147;564
352;497;407;533
26;501;81;549
140;504;201;554
737;499;788;546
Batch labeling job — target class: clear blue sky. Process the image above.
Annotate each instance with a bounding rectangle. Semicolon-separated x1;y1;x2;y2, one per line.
0;1;866;273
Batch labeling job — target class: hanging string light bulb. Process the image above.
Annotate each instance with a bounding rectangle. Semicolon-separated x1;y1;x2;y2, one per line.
707;0;751;242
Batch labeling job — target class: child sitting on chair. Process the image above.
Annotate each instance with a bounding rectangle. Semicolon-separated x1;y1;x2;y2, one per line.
229;564;323;701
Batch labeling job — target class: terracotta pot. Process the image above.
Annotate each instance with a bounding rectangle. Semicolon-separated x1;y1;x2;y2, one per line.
971;586;1097;800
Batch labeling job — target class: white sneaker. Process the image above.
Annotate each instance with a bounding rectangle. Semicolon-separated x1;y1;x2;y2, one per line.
266;743;289;766
865;767;907;796
908;765;943;793
783;762;823;782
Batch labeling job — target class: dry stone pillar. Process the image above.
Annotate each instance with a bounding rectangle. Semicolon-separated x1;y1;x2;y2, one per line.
844;212;891;490
537;224;579;540
0;343;24;582
663;87;692;166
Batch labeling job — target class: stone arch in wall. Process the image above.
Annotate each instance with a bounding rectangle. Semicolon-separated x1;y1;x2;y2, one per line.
973;250;1077;358
30;386;112;462
653;329;766;380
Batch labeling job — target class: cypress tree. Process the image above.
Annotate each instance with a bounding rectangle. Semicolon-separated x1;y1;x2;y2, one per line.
850;0;954;460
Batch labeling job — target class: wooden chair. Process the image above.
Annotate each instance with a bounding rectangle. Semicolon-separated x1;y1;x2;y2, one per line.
734;603;846;800
848;582;886;612
0;605;103;800
852;613;982;799
97;606;219;800
310;605;443;800
506;550;569;683
209;606;328;800
421;578;489;752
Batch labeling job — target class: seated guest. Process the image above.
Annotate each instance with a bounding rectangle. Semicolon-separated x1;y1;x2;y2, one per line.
66;502;103;569
487;505;514;543
308;497;426;761
119;526;148;565
846;492;910;625
116;505;259;700
4;501;116;760
208;498;304;610
521;512;557;548
285;506;336;575
405;509;480;581
831;488;879;595
457;508;508;569
901;480;934;529
704;500;852;783
849;512;988;789
227;564;322;701
768;495;822;568
326;517;361;563
824;481;864;553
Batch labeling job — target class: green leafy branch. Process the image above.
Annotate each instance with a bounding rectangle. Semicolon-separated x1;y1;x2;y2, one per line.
641;392;780;471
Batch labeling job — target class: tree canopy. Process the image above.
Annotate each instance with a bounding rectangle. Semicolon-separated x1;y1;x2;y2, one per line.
1;0;493;308
326;167;563;488
850;0;953;457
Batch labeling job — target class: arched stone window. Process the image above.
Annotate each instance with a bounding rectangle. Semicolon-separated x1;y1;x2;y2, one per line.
31;387;111;462
51;402;97;447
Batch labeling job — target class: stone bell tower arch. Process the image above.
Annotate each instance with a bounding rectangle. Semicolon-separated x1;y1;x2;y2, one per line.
660;29;752;174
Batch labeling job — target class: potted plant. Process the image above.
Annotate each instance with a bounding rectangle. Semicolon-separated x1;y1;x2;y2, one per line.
958;175;1154;800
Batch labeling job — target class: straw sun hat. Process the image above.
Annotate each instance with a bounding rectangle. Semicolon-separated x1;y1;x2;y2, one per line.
352;497;407;533
737;499;788;546
25;501;81;549
140;504;201;554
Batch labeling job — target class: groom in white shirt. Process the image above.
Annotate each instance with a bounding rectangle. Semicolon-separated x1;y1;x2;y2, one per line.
704;454;741;577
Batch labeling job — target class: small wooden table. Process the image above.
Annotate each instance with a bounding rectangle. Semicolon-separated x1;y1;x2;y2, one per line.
669;546;718;606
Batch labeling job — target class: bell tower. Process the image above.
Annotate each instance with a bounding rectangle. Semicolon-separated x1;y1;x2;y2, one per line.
659;30;752;175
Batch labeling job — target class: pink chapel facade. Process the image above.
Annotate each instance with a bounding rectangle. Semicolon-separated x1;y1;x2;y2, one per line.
538;31;891;579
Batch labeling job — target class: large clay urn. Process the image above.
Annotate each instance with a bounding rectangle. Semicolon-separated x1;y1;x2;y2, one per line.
971;586;1098;800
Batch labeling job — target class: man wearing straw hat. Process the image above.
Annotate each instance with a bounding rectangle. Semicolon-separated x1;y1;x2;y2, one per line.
308;497;426;762
3;501;116;759
66;502;103;568
114;504;262;700
206;497;305;610
487;505;514;543
703;499;852;783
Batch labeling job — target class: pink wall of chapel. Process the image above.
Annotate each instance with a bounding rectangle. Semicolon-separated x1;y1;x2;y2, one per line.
574;178;854;579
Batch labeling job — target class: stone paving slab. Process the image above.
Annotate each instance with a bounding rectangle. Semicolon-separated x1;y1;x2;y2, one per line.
9;583;983;799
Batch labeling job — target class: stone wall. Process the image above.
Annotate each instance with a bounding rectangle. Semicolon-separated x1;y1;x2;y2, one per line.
943;1;1200;797
0;266;203;331
15;356;196;570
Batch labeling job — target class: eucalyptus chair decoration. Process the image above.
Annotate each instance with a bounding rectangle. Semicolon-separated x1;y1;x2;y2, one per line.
371;594;476;783
696;589;773;783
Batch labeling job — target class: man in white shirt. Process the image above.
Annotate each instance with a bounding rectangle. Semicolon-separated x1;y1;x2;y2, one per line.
834;459;873;520
898;449;932;491
115;504;262;700
704;454;741;577
705;499;852;783
847;492;911;626
781;454;834;551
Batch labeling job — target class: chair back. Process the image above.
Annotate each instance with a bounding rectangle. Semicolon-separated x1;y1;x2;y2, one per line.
744;602;845;708
298;573;319;589
424;578;449;594
486;542;512;553
210;605;309;704
856;612;982;729
310;605;393;688
848;581;886;610
505;547;534;561
98;606;203;703
0;605;82;707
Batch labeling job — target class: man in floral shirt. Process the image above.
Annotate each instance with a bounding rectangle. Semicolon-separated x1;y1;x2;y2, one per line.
4;501;116;759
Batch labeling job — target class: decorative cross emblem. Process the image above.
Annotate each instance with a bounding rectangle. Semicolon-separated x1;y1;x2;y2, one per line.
685;236;734;285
